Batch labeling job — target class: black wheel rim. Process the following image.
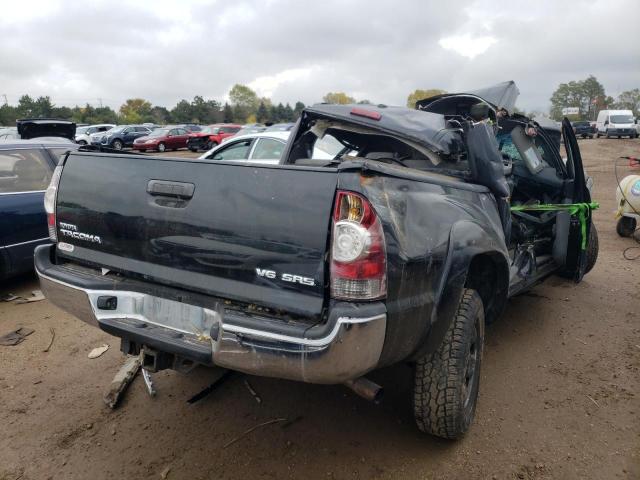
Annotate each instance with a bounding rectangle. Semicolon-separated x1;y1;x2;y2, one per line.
462;323;480;410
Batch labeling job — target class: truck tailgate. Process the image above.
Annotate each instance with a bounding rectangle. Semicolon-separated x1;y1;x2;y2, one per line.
55;152;339;318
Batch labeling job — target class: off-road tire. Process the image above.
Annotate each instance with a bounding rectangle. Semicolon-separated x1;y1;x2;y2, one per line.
413;288;484;440
157;142;166;152
585;224;599;274
616;216;637;237
112;139;123;150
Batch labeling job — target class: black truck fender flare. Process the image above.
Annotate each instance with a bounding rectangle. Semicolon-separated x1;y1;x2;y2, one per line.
410;219;509;360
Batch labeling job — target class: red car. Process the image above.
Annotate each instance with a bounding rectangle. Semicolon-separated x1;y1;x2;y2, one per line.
132;126;191;152
187;124;242;152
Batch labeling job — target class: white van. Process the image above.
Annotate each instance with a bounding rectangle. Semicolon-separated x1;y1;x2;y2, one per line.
596;110;637;138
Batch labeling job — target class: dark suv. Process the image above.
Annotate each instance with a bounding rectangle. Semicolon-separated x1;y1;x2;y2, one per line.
572;121;595;139
98;125;152;150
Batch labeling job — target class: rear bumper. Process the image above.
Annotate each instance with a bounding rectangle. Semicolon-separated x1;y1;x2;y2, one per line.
35;245;386;384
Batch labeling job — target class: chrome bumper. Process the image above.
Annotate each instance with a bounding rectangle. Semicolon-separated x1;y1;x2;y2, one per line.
37;271;386;384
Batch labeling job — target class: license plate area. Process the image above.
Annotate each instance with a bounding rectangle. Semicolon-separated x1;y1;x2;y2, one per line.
87;290;221;339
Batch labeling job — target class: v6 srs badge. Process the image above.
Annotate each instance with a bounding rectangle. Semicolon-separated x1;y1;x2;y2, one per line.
255;268;315;286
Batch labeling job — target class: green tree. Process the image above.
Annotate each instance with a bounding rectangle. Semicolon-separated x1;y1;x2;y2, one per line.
190;96;221;124
222;103;233;123
256;101;269;123
119;98;152;124
16;95;36;118
322;92;355;104
51;106;72;120
268;104;278;123
150;106;171;124
406;89;446;108
170;100;193;123
614;88;640;116
293;101;305;118
0;104;17;125
229;84;259;122
283;103;294;122
33;96;54;117
549;76;606;121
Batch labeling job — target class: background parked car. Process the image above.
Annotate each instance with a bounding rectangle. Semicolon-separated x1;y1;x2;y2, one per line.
132;126;191;152
74;124;115;145
0;139;78;280
265;123;295;132
595;109;637;138
199;131;290;163
188;124;242;151
98;125;152;149
0;127;19;141
572;121;595;138
223;124;266;143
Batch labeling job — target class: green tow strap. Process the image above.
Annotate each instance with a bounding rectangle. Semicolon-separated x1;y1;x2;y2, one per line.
510;202;600;250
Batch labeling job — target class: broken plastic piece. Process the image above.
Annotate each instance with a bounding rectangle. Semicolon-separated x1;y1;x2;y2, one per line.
88;344;109;359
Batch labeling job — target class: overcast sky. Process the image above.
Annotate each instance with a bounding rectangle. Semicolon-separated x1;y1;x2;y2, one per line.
1;0;639;113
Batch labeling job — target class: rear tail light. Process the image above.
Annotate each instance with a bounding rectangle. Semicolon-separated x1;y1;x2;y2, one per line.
44;166;63;242
330;191;386;300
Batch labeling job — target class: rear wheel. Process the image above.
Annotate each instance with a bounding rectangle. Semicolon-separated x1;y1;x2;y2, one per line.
112;139;123;150
78;140;87;145
616;216;637;237
157;142;166;153
584;224;599;274
413;288;484;439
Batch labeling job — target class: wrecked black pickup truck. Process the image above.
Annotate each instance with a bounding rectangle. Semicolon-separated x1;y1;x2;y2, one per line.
35;81;598;439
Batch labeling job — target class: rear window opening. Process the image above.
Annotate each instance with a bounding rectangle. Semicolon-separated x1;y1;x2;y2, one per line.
289;119;470;176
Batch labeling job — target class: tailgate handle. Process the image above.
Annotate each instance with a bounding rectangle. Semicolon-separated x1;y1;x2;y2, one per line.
147;180;195;199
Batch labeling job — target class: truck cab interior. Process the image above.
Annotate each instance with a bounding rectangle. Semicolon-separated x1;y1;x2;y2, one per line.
413;94;591;289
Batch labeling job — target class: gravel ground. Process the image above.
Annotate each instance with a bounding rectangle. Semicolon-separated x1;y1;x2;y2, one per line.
1;138;638;480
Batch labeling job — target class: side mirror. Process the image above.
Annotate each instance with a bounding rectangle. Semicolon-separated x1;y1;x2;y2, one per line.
604;120;609;125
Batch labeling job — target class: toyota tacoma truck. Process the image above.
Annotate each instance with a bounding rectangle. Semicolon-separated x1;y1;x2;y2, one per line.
35;82;598;439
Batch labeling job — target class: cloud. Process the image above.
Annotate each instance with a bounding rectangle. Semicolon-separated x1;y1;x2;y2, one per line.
0;0;638;113
438;35;497;59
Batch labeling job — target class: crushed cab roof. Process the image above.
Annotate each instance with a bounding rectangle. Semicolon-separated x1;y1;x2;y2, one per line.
303;104;462;156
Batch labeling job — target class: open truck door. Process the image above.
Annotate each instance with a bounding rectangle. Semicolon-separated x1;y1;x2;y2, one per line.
559;117;593;281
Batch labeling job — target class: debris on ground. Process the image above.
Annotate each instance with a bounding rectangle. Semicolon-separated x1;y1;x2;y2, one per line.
14;290;45;304
223;418;288;449
142;368;157;397
160;466;171;479
0;293;19;302
103;356;141;409
43;327;56;352
280;415;304;430
187;369;233;404
0;327;35;346
88;344;109;359
244;378;262;404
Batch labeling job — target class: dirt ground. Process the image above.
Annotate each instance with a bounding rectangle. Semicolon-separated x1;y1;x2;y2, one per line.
1;138;639;480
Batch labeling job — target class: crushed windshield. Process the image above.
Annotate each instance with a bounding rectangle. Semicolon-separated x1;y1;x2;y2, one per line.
610;115;634;124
